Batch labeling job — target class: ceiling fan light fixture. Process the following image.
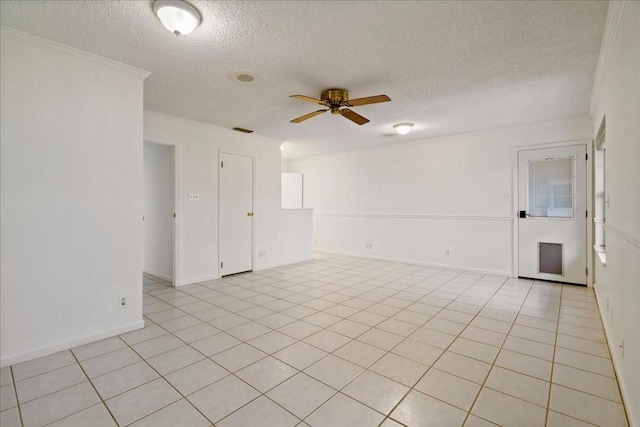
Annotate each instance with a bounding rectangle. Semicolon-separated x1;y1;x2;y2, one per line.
153;0;201;36
394;123;414;135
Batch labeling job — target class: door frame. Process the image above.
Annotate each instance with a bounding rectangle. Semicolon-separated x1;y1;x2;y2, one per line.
218;149;256;277
511;139;593;286
143;136;180;287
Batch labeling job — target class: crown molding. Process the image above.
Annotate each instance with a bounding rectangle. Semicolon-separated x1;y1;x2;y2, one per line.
0;25;151;81
589;1;627;118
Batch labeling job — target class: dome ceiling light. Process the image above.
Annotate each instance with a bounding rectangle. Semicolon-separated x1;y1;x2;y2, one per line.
153;0;201;36
393;123;414;135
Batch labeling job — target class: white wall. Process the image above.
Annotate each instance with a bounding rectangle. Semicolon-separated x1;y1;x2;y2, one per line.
0;28;148;366
290;116;592;275
591;2;639;425
144;111;313;285
275;209;315;269
144;142;175;281
282;173;303;209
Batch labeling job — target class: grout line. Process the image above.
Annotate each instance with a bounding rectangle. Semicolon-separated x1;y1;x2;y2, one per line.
8;366;25;427
459;277;540;426
403;275;519;426
8;257;627;427
140;265;628;424
546;283;564;426
111;322;218;425
265;264;468;423
143;278;312;425
64;349;120;426
334;272;511;424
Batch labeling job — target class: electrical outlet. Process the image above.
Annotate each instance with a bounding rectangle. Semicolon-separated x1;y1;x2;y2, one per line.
445;249;450;256
118;295;128;310
258;250;267;258
365;243;373;249
188;193;200;201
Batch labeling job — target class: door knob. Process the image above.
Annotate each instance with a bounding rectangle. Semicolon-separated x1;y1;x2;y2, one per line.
247;212;254;217
519;210;527;218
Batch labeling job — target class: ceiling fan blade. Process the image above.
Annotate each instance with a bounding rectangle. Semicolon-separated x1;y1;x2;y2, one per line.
345;94;391;107
290;109;329;123
290;95;329;106
339;108;369;125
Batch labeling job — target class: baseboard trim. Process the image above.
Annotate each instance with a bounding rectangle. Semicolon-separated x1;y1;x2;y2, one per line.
0;320;145;368
176;274;220;287
315;249;513;277
594;289;637;427
143;269;172;282
255;257;314;271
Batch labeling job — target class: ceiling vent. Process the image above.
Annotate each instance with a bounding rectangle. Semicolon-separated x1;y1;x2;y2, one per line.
229;71;258;84
232;127;254;134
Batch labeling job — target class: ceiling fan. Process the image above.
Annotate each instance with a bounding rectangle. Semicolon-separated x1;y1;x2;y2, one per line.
289;89;391;125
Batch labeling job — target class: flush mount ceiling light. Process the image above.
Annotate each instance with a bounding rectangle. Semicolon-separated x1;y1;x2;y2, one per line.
393;123;414;135
153;0;201;36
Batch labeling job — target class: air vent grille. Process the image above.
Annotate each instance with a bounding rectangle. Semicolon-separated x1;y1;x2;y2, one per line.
232;127;253;134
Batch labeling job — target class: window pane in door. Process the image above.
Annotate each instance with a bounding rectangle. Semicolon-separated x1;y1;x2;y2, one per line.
528;158;574;218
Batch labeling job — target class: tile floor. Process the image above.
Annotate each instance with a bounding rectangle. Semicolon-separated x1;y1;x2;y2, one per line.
0;253;630;426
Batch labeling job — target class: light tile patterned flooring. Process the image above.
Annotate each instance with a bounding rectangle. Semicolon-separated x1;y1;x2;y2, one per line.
0;253;629;426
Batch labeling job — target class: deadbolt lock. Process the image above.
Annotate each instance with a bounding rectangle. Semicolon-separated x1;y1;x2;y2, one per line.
247;212;254;217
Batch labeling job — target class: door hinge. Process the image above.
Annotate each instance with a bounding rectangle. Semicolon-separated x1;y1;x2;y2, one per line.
173;213;176;218
586;267;588;276
586;153;588;160
586;210;588;218
221;161;224;168
221;262;224;269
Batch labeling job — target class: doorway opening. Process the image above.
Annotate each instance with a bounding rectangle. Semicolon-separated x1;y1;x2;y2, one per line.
143;141;177;287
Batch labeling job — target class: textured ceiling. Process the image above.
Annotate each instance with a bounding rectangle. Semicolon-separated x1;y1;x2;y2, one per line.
0;1;607;158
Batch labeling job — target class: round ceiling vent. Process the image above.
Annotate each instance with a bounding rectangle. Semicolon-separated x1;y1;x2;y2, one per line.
229;71;258;84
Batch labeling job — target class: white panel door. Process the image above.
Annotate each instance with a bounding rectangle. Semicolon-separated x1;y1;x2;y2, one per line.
220;153;253;276
518;145;587;285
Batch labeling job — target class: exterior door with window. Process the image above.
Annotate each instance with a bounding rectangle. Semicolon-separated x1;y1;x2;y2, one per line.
518;144;587;285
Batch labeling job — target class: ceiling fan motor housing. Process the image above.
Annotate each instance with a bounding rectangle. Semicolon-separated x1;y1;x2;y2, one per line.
322;89;349;114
